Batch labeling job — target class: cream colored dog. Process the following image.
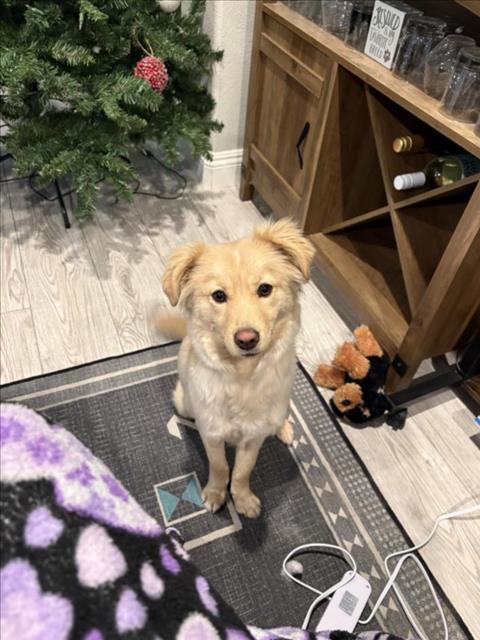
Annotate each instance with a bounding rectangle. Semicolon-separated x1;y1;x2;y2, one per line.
161;219;315;518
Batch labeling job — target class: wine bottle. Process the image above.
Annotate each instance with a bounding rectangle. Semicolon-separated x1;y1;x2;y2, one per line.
392;135;426;154
393;153;480;191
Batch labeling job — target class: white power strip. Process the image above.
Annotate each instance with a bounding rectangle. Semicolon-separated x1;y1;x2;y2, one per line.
282;503;480;639
316;571;371;632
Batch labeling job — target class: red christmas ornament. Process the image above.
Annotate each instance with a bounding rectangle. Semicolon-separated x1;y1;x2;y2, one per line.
134;56;169;92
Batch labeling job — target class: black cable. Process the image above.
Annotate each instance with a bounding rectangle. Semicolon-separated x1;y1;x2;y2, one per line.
2;148;187;201
455;335;480;377
28;173;105;202
0;153;32;183
132;149;187;200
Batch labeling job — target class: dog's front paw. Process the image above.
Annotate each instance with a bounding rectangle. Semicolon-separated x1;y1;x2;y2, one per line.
276;419;294;445
233;491;261;519
202;485;227;513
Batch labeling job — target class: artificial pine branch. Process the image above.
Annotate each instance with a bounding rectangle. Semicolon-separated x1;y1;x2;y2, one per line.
0;0;223;218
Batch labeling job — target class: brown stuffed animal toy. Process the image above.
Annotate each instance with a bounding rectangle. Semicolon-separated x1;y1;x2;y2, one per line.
314;326;392;424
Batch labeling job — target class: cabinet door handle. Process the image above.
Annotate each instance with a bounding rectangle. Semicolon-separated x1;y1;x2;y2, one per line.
296;121;310;169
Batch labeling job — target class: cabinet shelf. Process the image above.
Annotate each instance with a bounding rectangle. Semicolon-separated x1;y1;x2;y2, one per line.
241;0;480;398
391;195;470;315
242;5;480;635
392;174;480;210
310;224;409;354
264;1;480;158
303;68;387;234
322;206;391;234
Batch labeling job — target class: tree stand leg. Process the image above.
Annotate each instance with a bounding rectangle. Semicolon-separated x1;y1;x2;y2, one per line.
54;179;71;229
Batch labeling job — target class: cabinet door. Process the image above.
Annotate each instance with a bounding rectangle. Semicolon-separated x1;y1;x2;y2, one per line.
248;13;333;220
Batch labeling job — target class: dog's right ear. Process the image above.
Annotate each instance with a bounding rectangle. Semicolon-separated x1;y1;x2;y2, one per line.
162;242;205;306
254;218;315;281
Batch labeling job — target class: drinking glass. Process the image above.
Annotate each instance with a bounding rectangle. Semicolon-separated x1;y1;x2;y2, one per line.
394;15;447;88
284;1;322;23
441;46;480;123
388;0;422;13
424;35;476;100
322;0;354;40
347;0;374;51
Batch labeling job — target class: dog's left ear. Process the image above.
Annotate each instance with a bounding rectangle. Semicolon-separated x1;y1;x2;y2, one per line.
254;218;315;281
162;242;206;306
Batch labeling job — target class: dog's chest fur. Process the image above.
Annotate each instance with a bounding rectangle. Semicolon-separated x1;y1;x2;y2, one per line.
179;337;296;444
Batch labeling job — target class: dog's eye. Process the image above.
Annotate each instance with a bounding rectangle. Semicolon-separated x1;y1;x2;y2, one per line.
257;283;273;298
212;290;227;303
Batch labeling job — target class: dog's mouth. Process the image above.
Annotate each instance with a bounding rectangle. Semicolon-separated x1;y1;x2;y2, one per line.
243;352;259;358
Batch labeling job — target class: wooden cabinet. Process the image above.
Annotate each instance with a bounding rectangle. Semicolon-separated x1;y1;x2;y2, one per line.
241;5;335;220
241;0;480;392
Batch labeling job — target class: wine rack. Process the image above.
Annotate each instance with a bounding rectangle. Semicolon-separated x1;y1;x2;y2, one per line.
241;0;480;392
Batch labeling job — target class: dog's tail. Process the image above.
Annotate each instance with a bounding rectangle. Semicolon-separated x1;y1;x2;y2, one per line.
150;309;187;341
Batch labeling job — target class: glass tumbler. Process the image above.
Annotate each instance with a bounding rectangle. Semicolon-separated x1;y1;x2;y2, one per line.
441;46;480;123
424;35;476;100
284;1;322;23
322;0;354;40
475;112;480;137
389;0;422;14
394;15;447;88
347;0;374;51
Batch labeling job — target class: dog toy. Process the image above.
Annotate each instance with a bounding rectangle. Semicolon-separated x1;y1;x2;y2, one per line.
314;326;405;428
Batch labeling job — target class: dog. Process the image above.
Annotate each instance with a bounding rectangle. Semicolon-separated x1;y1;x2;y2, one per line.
159;219;315;518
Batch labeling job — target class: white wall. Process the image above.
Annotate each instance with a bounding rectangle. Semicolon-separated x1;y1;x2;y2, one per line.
201;0;256;189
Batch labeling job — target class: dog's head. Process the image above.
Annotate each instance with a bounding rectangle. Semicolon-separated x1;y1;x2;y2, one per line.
162;219;315;361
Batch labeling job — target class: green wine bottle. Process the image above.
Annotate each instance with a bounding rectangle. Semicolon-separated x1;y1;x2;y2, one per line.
393;153;480;191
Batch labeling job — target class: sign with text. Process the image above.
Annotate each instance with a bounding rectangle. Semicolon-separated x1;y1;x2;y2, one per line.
364;0;407;69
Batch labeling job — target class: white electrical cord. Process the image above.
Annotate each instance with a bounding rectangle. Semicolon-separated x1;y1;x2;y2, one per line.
282;543;358;629
282;503;480;639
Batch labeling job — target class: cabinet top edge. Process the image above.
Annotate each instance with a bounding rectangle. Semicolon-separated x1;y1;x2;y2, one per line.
263;1;480;158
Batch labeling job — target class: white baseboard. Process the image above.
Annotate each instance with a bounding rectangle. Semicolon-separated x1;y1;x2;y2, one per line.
201;148;243;190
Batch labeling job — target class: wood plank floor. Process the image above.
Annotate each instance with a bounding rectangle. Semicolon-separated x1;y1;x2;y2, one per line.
1;171;479;638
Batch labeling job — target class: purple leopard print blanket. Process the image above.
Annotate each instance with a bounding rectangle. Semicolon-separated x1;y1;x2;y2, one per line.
0;403;406;640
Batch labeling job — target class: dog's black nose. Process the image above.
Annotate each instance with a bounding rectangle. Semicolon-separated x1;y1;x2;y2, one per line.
234;328;260;351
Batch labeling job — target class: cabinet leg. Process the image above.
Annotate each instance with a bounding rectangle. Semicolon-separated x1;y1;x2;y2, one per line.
239;176;254;201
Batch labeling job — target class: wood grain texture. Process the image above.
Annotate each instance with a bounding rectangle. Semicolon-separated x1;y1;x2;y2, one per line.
191;186;262;241
0;309;42;384
295;239;480;640
242;3;479;396
133;191;216;257
393;173;479;211
265;1;480;158
259;32;323;98
454;0;480;17
264;12;332;78
341;394;480;640
7;180;122;373
2;174;479;637
0;171;29;313
365;86;438;205
322;206;391;234
389;184;480;389
239;0;265;202
464;375;480;407
250;145;302;218
305;69;387;233
254;55;320;196
81;192;170;352
242;6;335;224
391;200;467;314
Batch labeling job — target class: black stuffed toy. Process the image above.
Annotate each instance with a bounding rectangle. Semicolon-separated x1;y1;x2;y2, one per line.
314;326;406;429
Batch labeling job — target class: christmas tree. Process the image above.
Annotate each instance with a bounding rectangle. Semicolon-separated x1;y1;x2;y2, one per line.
0;0;222;217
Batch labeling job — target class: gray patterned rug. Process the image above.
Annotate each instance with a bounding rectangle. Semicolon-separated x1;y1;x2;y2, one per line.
1;343;470;639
